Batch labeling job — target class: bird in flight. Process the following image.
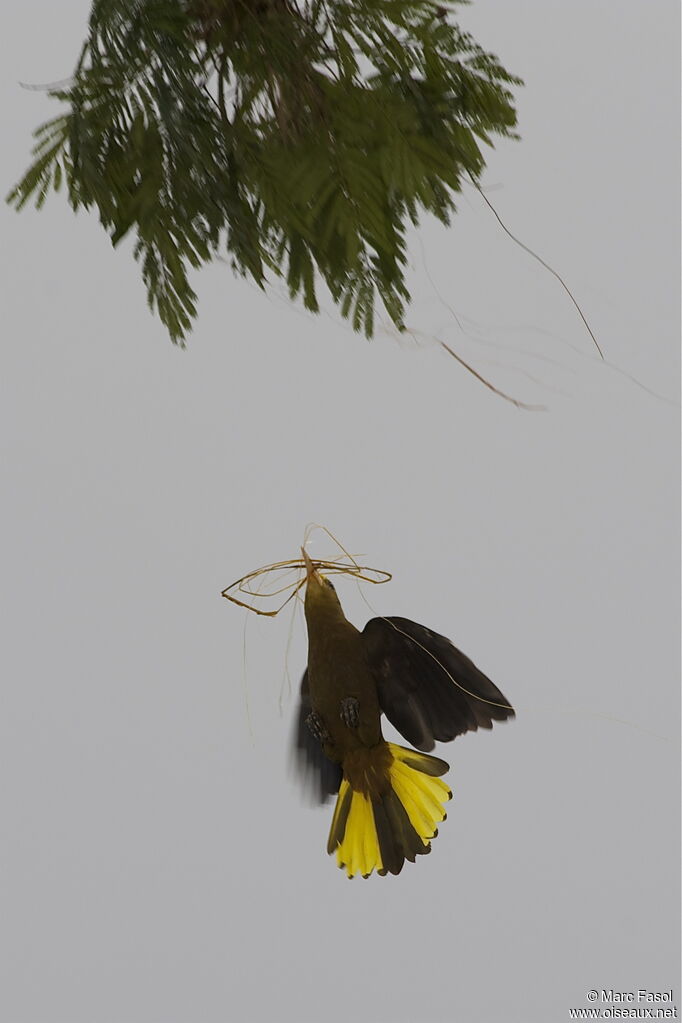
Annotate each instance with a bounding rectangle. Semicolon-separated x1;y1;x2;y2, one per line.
294;549;515;878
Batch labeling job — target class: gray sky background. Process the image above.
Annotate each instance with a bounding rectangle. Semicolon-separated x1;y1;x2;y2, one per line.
2;3;679;1022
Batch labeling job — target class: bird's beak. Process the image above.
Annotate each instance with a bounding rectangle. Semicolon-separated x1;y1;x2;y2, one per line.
301;546;315;582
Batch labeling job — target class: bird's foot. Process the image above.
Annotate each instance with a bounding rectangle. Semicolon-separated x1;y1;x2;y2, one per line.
340;696;360;729
305;710;330;744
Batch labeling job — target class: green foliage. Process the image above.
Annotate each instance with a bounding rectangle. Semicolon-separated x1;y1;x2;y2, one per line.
8;0;521;343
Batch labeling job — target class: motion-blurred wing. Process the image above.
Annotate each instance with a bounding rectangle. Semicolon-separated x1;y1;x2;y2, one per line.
362;616;514;752
291;669;343;803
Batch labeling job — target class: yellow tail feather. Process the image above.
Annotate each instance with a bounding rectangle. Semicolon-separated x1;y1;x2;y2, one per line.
334;783;383;879
329;742;452;878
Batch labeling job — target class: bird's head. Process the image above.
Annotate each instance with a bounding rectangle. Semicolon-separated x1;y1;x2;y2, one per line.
302;547;345;626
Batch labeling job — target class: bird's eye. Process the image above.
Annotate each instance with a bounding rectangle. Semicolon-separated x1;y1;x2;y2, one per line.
325;579;336;591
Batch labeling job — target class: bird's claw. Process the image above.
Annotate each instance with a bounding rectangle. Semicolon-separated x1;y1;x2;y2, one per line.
305;710;330;744
340;696;360;729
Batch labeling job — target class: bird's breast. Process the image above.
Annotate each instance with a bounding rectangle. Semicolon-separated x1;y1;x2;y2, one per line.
306;622;383;755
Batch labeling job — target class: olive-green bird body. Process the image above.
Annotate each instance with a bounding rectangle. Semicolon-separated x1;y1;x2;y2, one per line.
296;552;515;878
304;581;382;759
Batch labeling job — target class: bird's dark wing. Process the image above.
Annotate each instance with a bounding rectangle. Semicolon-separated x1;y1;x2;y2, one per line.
290;669;343;803
362;616;515;752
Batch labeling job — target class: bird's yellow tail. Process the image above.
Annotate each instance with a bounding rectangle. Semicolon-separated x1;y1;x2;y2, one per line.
327;742;452;878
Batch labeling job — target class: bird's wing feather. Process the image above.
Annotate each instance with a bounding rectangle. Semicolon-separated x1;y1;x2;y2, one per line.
362;616;514;752
291;669;343;803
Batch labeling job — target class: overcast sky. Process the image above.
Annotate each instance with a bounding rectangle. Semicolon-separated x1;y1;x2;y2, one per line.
1;3;679;1022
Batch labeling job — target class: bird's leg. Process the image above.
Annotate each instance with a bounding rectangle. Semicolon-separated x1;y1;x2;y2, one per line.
340;696;360;729
305;710;331;744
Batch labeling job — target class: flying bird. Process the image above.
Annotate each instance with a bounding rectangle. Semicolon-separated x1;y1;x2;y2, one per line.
294;549;514;878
